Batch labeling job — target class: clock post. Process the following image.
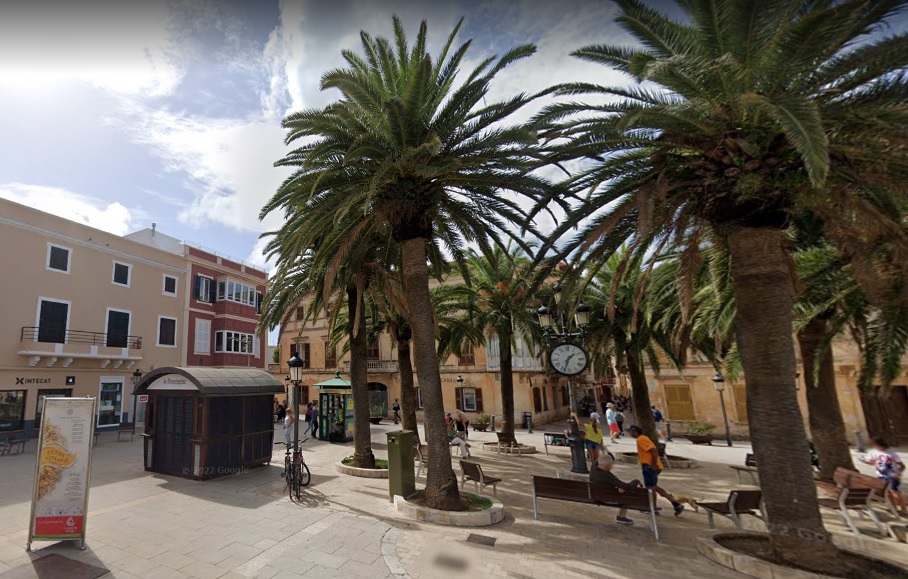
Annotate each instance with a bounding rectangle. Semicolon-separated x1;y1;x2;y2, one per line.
537;285;592;474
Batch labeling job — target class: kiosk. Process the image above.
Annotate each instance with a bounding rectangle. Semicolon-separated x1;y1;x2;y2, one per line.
315;372;354;443
134;367;283;480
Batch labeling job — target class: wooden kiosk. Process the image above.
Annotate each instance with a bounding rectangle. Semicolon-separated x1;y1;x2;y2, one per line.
314;372;354;443
134;367;283;480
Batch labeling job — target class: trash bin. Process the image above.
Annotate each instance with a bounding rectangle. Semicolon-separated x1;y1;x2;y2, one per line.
523;412;533;430
386;430;415;501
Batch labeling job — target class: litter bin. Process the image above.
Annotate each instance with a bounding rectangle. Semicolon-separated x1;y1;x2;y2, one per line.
386;430;415;501
523;412;533;430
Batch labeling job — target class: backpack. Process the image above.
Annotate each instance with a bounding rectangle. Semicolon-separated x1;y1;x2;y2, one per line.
653;409;663;422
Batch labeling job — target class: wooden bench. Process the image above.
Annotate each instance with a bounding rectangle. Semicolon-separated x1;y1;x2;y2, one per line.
531;475;660;539
543;431;570;454
0;432;27;456
117;423;135;442
460;461;502;496
699;490;765;530
730;453;758;484
818;467;887;536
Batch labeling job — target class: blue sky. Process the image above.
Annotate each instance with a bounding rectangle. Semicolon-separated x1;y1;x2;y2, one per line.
0;0;634;268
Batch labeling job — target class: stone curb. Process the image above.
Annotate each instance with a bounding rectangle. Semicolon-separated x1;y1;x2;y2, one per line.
335;461;390;478
393;494;505;527
480;442;538;455
381;526;412;579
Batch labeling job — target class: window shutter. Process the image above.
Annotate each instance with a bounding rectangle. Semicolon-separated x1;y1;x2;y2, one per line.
302;343;310;368
193;275;202;300
255;292;262;314
455;387;462;410
475;388;483;413
209;281;217;303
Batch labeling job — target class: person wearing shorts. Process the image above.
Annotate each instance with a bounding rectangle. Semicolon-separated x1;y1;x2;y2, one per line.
627;425;684;516
605;403;620;442
862;436;906;515
576;412;603;463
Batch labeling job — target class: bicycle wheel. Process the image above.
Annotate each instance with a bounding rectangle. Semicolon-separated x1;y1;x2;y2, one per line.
292;462;303;500
299;461;311;487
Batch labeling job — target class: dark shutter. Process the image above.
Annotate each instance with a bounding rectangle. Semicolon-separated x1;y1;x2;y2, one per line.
475;388;483;413
209;281;217;303
255;292;262;314
455;388;462;410
193;275;202;300
106;311;130;347
302;343;311;368
533;388;542;413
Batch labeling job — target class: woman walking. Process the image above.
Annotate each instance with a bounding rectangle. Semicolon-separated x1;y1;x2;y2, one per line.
283;407;295;446
576;412;603;463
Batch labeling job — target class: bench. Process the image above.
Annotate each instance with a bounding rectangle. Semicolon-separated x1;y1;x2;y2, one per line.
531;475;660;539
699;490;765;530
496;432;521;455
415;443;455;478
117;423;135;442
818;467;887;536
543;432;570;454
730;453;758;484
0;433;27;456
460;461;502;496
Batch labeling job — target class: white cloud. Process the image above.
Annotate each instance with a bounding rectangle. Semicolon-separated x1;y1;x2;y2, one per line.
0;183;140;236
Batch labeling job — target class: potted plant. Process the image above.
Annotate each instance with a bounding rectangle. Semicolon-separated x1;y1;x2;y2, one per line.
370;404;385;424
683;421;717;445
472;414;491;432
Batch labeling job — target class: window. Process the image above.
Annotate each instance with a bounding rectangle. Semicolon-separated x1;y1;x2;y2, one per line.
296;342;311;368
734;384;747;422
36;298;69;343
664;383;696;421
112;261;131;287
163;275;177;296
35;388;72;426
296;306;306;321
325;341;337;368
533;387;542;413
458;347;475;367
217;281;226;300
157;317;177;347
105;309;130;348
46;244;71;273
194;275;213;303
367;341;380;360
195;319;211;354
255;292;263;315
98;380;123;427
215;330;260;355
216;279;259;306
455;387;483;413
0;390;27;432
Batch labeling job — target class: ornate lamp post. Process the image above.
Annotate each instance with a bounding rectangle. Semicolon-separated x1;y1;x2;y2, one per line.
287;353;304;456
537;284;592;473
131;368;143;435
711;372;733;447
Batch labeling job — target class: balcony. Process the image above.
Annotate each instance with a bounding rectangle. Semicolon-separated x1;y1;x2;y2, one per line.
343;359;399;372
19;327;143;369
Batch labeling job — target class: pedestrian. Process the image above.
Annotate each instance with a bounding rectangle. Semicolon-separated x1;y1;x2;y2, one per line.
861;436;906;515
277;403;286;422
274;397;280;423
310;402;319;436
576;411;603;463
447;417;470;458
454;410;469;440
651;405;664;440
626;425;684;516
283;407;295;446
616;409;625;437
589;451;642;526
392;398;401;424
302;402;314;436
605;402;620;443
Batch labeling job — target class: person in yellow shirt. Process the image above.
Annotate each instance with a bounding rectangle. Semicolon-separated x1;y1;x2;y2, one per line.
574;412;604;463
627;425;684;516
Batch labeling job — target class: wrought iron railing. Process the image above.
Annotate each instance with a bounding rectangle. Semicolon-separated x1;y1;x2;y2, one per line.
20;327;143;349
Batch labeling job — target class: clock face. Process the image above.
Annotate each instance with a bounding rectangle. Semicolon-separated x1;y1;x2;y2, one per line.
549;343;588;376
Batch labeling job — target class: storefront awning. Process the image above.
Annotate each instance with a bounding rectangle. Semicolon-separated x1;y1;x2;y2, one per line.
314;371;351;389
135;367;283;397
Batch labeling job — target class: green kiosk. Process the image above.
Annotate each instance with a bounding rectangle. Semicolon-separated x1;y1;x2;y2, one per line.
315;372;354;443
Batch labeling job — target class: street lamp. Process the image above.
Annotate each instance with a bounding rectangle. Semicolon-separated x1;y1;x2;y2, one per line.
287;353;304;456
711;372;733;447
131;368;143;435
536;286;591;473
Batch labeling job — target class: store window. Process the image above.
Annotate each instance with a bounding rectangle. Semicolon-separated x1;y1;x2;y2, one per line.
98;381;123;427
35;388;72;427
0;390;27;432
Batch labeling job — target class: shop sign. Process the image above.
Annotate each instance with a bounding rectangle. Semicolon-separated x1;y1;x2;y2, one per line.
28;397;96;549
138;395;148;403
16;377;51;385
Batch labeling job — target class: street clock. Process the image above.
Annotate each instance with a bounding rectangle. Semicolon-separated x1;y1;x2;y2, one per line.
549;343;589;376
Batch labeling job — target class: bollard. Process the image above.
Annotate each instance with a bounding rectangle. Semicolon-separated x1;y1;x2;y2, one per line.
665;422;673;442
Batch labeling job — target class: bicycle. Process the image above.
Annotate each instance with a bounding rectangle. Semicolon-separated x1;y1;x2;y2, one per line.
275;439;311;500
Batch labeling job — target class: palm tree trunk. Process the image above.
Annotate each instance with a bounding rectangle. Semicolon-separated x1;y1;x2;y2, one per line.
397;338;420;445
348;286;375;469
401;237;461;510
625;347;657;440
798;316;855;482
499;326;516;445
726;226;840;571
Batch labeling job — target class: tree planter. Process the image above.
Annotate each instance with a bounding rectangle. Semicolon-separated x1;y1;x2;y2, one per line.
472;424;489;432
335;460;389;479
370;417;383;425
393;494;504;527
685;435;715;445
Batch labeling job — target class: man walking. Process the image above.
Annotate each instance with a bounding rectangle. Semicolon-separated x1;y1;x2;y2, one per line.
627;425;684;516
589;451;642;526
392;398;401;424
651;405;664;441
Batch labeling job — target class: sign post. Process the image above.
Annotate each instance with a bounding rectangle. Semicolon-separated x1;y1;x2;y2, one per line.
27;397;96;551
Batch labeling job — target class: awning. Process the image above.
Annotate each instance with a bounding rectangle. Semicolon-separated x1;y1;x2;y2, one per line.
134;367;284;397
314;371;351;389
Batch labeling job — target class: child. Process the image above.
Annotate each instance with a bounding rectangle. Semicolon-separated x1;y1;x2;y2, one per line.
862;436;906;514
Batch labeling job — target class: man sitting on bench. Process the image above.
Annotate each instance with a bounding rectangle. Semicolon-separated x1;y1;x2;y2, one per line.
590;451;642;526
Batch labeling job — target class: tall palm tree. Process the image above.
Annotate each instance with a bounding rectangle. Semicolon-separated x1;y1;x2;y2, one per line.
541;0;908;569
436;245;540;445
261;18;553;510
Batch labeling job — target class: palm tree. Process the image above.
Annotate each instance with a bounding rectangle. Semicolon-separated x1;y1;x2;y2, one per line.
541;0;908;569
436;245;540;445
260;18;553;510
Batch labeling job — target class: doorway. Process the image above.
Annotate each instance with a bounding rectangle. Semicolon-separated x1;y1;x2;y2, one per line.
35;388;73;427
153;396;195;477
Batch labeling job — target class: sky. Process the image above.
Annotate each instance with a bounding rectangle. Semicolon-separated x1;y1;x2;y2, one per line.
0;0;641;270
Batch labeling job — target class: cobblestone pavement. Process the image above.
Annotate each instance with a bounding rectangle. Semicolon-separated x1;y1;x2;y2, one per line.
0;422;905;579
